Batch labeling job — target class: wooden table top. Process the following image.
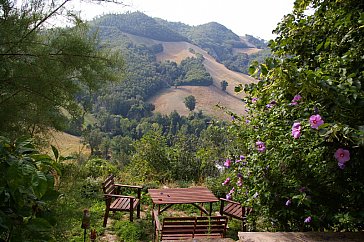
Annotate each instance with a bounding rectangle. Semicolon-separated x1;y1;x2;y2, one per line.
148;187;219;205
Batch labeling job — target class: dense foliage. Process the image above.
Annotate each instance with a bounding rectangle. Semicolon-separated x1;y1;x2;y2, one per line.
93;12;188;42
0;0;124;138
226;0;364;232
0;137;60;241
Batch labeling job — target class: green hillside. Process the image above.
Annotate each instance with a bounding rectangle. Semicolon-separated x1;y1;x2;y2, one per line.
93;12;188;42
92;12;268;74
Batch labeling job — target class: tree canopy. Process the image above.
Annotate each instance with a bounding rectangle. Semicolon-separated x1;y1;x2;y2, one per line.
0;0;125;138
184;95;196;112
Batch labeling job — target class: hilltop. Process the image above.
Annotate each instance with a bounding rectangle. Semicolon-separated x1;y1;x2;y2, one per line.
89;12;267;120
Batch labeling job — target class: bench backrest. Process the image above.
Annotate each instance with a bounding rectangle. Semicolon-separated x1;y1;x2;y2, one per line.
194;216;227;238
102;174;116;195
160;216;227;240
161;217;196;240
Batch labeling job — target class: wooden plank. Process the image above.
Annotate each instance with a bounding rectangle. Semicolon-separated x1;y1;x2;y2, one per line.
238;232;364;242
149;187;219;205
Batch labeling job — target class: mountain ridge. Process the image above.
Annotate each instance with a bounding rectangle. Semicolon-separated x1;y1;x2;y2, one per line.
89;12;266;120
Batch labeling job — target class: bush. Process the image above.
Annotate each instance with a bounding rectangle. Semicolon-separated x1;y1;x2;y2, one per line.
83;158;118;178
114;221;144;242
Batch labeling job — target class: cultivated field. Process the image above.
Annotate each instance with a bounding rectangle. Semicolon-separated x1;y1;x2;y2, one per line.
153;41;256;119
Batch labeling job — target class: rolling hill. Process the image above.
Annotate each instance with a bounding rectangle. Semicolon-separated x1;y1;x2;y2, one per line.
153;40;256;119
91;12;265;120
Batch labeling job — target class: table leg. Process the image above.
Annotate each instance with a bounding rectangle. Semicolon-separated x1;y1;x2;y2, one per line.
209;202;213;216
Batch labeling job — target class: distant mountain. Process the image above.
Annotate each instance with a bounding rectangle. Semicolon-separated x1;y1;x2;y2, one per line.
91;12;268;74
93;12;188;42
87;12;265;120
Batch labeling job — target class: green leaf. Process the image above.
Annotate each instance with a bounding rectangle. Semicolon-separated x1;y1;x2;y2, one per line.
31;171;48;198
260;63;268;76
51;145;59;161
248;66;257;75
235;84;243;93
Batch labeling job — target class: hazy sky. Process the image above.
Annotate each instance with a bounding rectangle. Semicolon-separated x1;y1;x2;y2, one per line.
74;0;295;40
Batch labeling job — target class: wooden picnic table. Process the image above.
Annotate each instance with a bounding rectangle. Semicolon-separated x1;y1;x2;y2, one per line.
148;187;219;216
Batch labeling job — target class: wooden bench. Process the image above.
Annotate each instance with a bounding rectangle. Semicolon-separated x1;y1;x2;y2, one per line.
102;174;142;227
153;210;227;241
219;198;249;231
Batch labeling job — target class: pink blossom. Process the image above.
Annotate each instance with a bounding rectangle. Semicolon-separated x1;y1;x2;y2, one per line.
252;97;258;103
256;141;266;152
285;199;292;206
304;216;312;223
291;122;301;139
292;94;302;102
335;148;350;164
309;114;324;129
236;155;245;163
226;193;232;200
224;159;231;168
222;177;230;186
229;187;235;194
237;178;243;187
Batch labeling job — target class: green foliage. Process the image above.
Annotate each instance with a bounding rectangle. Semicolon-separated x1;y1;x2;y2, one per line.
0;0;125;138
83;158;118;178
225;0;364;232
179;57;213;86
93;12;188;42
184;95;196;112
50;162;105;241
0;137;60;241
113;220;146;242
127;129;171;183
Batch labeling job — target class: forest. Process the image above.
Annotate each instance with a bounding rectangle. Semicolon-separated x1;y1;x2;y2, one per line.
1;0;363;241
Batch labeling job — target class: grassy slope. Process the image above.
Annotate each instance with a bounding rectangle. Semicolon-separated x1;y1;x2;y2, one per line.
152;41;257;120
47;131;90;157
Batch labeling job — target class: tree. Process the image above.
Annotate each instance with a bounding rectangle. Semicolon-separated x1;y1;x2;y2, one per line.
184;95;196;111
0;0;125;139
230;0;364;231
220;80;228;91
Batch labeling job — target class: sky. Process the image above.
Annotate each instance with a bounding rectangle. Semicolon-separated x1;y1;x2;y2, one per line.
74;0;295;40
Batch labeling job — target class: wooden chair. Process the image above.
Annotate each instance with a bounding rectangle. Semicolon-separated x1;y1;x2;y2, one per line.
219;198;249;231
102;174;142;227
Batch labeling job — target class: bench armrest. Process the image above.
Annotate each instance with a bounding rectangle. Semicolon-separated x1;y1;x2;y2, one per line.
114;183;142;189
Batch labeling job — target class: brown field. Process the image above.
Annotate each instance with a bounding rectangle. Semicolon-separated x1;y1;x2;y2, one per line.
47;131;90;157
152;41;257;119
149;85;246;120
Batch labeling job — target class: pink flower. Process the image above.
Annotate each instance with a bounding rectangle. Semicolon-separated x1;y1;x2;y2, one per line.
224;159;231;168
290;94;302;105
229;187;235;194
256;141;266;152
304;216;312;223
335;148;350;164
226;193;232;200
309;114;324;129
236;155;245;163
285;199;292;206
292;94;302;102
237;178;243;187
222;177;230;186
291;122;301;139
252;97;258;103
